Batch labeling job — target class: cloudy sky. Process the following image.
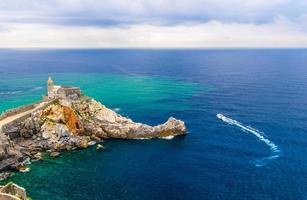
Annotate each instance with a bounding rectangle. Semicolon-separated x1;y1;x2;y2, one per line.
0;0;307;48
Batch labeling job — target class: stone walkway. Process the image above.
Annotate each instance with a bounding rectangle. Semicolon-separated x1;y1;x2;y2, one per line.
0;102;48;131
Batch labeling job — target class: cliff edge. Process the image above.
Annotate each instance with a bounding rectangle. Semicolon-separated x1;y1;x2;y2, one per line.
0;77;187;177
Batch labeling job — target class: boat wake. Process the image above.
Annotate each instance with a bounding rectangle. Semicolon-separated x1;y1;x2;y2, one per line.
216;113;281;167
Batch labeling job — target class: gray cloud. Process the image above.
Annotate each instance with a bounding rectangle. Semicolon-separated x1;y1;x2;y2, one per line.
0;0;306;27
0;0;306;48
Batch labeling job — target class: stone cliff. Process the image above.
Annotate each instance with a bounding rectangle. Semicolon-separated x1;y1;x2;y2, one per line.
0;95;186;177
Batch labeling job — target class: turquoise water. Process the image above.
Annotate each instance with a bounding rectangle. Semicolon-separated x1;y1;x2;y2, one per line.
0;72;202;200
1;49;307;199
0;73;201;123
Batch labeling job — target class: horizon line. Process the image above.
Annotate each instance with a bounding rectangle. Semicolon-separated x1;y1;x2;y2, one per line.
1;47;307;51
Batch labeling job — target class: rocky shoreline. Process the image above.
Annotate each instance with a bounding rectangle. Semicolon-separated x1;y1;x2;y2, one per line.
0;182;28;200
0;95;186;179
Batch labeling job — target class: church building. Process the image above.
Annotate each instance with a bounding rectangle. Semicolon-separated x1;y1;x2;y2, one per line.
46;76;82;100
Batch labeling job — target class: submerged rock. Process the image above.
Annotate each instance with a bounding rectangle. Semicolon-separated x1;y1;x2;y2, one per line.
88;141;96;146
96;144;104;150
17;166;30;173
0;172;12;181
50;152;60;157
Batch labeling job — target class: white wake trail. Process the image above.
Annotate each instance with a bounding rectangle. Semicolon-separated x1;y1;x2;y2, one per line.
216;113;280;167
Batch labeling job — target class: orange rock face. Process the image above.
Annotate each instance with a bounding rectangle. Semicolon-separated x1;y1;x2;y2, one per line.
42;103;84;136
62;106;84;135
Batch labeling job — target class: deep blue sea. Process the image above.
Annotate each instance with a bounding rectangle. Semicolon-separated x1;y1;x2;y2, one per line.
0;49;307;200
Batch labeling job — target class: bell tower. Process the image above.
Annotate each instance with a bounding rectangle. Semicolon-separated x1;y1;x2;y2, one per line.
47;76;54;94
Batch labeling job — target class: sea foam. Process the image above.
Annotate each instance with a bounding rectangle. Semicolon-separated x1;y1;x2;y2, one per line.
161;135;175;140
113;108;121;112
30;86;43;91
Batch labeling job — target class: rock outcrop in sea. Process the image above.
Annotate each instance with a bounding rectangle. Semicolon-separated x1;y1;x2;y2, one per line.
0;182;28;200
0;77;186;176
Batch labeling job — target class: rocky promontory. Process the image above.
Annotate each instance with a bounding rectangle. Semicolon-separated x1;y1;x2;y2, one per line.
0;77;187;177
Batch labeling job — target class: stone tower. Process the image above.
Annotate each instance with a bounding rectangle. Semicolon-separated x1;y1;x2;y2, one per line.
47;76;54;94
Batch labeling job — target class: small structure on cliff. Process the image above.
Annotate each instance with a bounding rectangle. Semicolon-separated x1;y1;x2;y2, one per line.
46;76;82;100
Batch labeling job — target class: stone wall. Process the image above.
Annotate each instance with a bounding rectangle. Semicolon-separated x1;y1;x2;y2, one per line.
1;100;57;139
58;87;82;99
1;112;34;139
0;103;41;121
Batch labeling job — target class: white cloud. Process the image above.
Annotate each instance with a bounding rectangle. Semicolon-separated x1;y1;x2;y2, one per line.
0;0;306;47
0;18;307;48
